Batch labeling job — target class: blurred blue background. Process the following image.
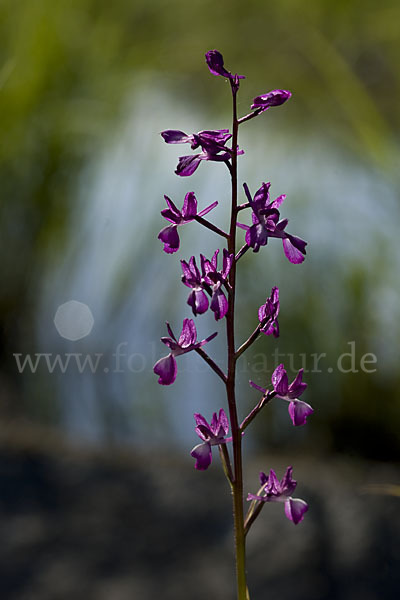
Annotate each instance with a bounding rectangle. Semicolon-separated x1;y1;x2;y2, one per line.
0;1;399;598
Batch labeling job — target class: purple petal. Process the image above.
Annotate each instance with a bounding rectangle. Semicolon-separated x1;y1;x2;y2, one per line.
189;255;201;280
161;130;192;144
193;413;212;441
288;368;307;398
218;408;229;436
161;195;182;223
180;260;194;286
209;411;219;435
280;466;297;496
246;223;269;252
267;469;280;495
236;222;249;231
271;364;288;396
153;354;177;385
270;194;286;210
166;322;176;341
197;200;218;218
199;129;231;141
210;287;228;320
282;235;307;264
187;289;209;316
251;90;292;112
160;208;181;224
175;155;202;177
222;249;233;279
200;330;218;346
261;321;279;337
158;224;180;254
205;50;232;78
211;249;219;270
288;233;308;254
160;336;177;351
253;182;271;207
182;191;197;219
247;492;264;501
288;400;314;426
259;471;269;486
284;498;308;524
179;318;197;348
276;218;289;231
191;442;212;470
249;380;267;394
197;129;232;153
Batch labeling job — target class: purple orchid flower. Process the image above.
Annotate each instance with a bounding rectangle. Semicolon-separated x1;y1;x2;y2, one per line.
161;129;232;153
251;89;292;112
153;319;217;385
237;182;307;264
190;409;230;470
247;467;308;525
272;364;313;426
258;286;280;337
161;128;237;177
205;49;245;89
158;192;217;253
201;248;233;320
181;249;233;320
180;256;209;316
249;363;313;426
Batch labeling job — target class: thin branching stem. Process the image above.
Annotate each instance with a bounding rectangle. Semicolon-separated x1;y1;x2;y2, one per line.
194;215;230;239
240;392;276;432
236;324;261;359
238;108;263;125
194;348;227;383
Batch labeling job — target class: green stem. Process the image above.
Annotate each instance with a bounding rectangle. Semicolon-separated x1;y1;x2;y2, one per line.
226;80;247;600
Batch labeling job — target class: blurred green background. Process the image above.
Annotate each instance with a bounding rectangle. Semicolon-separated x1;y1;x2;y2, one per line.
0;1;399;598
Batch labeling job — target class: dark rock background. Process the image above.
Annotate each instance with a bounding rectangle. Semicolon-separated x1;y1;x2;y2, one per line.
0;426;398;600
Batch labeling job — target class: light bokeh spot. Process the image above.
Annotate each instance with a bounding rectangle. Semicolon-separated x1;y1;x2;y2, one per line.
54;301;94;341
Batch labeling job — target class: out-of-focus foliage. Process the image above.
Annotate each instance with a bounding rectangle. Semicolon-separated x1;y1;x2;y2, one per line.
0;0;399;457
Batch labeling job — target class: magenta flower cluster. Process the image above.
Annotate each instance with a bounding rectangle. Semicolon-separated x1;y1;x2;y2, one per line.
153;49;313;584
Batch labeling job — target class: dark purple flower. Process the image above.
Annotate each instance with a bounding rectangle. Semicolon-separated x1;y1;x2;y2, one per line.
247;466;308;525
181;256;209;316
258;286;280;337
205;50;245;85
272;364;313;426
249;363;313;426
181;249;233;320
251;89;292;112
190;409;230;470
201;249;233;320
237;182;307;264
162;129;231;153
153;319;217;385
175;150;232;177
158;192;217;253
161;128;238;177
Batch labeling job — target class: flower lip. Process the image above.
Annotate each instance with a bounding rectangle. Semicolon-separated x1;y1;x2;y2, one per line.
153;319;217;385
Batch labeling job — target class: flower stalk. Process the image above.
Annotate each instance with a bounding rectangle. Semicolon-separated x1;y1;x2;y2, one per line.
225;79;248;600
154;49;313;600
